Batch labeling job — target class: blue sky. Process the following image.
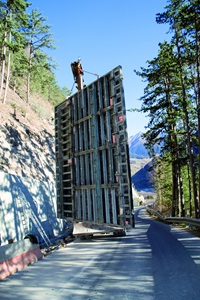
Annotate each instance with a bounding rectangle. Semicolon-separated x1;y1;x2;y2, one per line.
30;0;170;136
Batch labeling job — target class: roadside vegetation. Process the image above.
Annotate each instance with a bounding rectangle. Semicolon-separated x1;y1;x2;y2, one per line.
134;0;200;218
0;0;70;115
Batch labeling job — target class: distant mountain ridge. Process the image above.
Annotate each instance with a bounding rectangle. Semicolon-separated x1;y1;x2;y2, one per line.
131;161;154;192
128;132;155;191
128;132;149;158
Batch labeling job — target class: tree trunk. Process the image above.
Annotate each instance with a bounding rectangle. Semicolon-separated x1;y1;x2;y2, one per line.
0;31;7;101
3;51;11;104
195;14;200;215
27;66;30;104
3;32;11;104
27;44;31;104
178;166;185;217
187;162;192;217
171;159;179;217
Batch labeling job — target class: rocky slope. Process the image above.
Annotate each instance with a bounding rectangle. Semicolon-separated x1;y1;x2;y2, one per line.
131;160;154;192
0;88;56;182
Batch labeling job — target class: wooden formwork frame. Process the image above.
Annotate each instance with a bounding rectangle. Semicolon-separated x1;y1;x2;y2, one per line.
55;66;134;230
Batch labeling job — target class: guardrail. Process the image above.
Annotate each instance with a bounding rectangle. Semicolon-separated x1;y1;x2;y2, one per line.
146;207;165;221
165;217;200;227
146;207;200;227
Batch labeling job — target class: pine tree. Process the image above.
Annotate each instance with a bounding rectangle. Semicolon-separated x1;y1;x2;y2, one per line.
156;0;200;217
135;42;185;216
23;9;55;104
0;0;29;103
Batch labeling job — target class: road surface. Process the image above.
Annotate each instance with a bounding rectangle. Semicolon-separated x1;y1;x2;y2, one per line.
1;207;200;300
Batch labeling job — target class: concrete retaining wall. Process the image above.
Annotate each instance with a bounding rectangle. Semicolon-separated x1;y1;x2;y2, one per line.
0;239;43;280
0;171;65;246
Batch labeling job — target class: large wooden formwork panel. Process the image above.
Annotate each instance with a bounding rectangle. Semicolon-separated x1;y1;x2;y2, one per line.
55;66;134;227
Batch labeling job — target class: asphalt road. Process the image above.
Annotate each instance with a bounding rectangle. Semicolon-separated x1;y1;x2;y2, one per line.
1;207;200;300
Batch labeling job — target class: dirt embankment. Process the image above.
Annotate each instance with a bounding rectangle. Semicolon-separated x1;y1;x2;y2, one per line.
0;88;56;182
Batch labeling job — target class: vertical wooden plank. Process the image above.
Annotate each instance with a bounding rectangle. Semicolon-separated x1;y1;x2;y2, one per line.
92;82;103;224
111;189;117;224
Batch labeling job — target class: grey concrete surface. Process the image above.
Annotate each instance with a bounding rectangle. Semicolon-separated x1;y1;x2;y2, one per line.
0;239;39;262
0;171;65;246
1;207;200;300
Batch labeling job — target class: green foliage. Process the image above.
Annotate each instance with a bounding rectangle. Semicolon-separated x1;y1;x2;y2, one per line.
154;155;172;211
10;101;27;116
134;0;200;217
0;0;69;106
